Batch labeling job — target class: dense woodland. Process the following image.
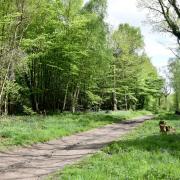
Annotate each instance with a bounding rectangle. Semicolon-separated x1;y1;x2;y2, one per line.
0;0;179;115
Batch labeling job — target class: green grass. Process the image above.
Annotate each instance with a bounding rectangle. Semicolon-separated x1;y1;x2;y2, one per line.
50;113;180;180
0;110;150;151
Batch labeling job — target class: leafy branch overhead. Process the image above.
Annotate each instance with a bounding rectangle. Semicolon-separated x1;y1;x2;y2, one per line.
138;0;180;44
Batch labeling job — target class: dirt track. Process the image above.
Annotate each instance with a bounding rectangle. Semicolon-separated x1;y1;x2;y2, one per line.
0;115;154;180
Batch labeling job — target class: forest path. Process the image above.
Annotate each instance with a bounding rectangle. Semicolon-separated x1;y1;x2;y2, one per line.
0;115;154;180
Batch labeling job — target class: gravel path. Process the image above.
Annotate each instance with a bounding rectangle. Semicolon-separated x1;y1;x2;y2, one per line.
0;115;154;180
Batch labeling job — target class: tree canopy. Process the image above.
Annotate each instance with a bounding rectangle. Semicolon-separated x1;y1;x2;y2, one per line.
0;0;163;115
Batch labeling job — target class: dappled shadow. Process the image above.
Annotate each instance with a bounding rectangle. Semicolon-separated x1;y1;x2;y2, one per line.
120;120;144;124
156;113;180;121
84;114;154;124
83;114;125;123
0;115;154;179
106;133;180;158
0;141;111;180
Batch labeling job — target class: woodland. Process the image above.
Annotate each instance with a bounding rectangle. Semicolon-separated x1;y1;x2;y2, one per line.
1;0;180;179
0;0;170;115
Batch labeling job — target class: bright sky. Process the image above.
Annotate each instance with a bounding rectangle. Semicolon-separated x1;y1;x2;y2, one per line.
85;0;177;70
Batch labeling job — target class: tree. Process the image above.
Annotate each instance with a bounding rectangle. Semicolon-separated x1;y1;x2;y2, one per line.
110;24;144;110
19;0;111;113
159;67;171;110
168;55;180;112
0;0;33;114
0;1;165;115
138;0;180;45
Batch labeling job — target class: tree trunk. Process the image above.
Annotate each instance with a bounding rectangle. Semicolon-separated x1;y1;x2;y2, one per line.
113;91;117;111
4;94;8;115
71;85;80;113
125;93;128;111
164;95;168;110
0;62;11;115
158;97;161;107
113;64;117;111
63;82;69;111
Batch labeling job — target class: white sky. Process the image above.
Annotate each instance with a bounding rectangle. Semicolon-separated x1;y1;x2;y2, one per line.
106;0;177;70
85;0;177;70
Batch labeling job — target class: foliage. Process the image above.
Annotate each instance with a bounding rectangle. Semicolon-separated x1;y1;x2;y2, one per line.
168;56;180;111
105;24;163;111
23;105;36;115
0;1;163;114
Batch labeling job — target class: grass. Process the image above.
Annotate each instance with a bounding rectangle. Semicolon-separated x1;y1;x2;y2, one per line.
50;113;180;180
0;110;150;151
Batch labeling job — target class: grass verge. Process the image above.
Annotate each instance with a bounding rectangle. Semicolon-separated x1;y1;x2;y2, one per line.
50;113;180;180
0;110;150;151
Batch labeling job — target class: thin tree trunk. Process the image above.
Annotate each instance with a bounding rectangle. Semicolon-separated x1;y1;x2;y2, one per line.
71;85;80;113
4;94;8;115
113;65;117;111
164;95;168;110
71;91;76;113
125;93;128;111
63;82;69;111
0;62;11;115
113;92;117;111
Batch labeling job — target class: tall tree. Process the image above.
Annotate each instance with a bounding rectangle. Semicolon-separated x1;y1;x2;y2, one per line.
169;55;180;112
19;0;111;113
0;0;33;114
138;0;180;45
111;24;144;110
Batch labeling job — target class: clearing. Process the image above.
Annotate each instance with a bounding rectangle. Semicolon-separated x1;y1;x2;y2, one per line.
0;111;149;151
50;113;180;180
0;115;153;180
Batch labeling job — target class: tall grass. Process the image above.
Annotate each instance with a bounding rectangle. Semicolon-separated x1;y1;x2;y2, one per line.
0;110;150;151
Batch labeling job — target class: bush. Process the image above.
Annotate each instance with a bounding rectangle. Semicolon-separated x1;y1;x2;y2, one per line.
23;105;36;115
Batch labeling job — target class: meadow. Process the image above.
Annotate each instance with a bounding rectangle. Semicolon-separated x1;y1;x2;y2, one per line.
50;113;180;180
0;111;150;151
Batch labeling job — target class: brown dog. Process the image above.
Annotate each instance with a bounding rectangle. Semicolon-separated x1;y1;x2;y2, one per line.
159;121;176;133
